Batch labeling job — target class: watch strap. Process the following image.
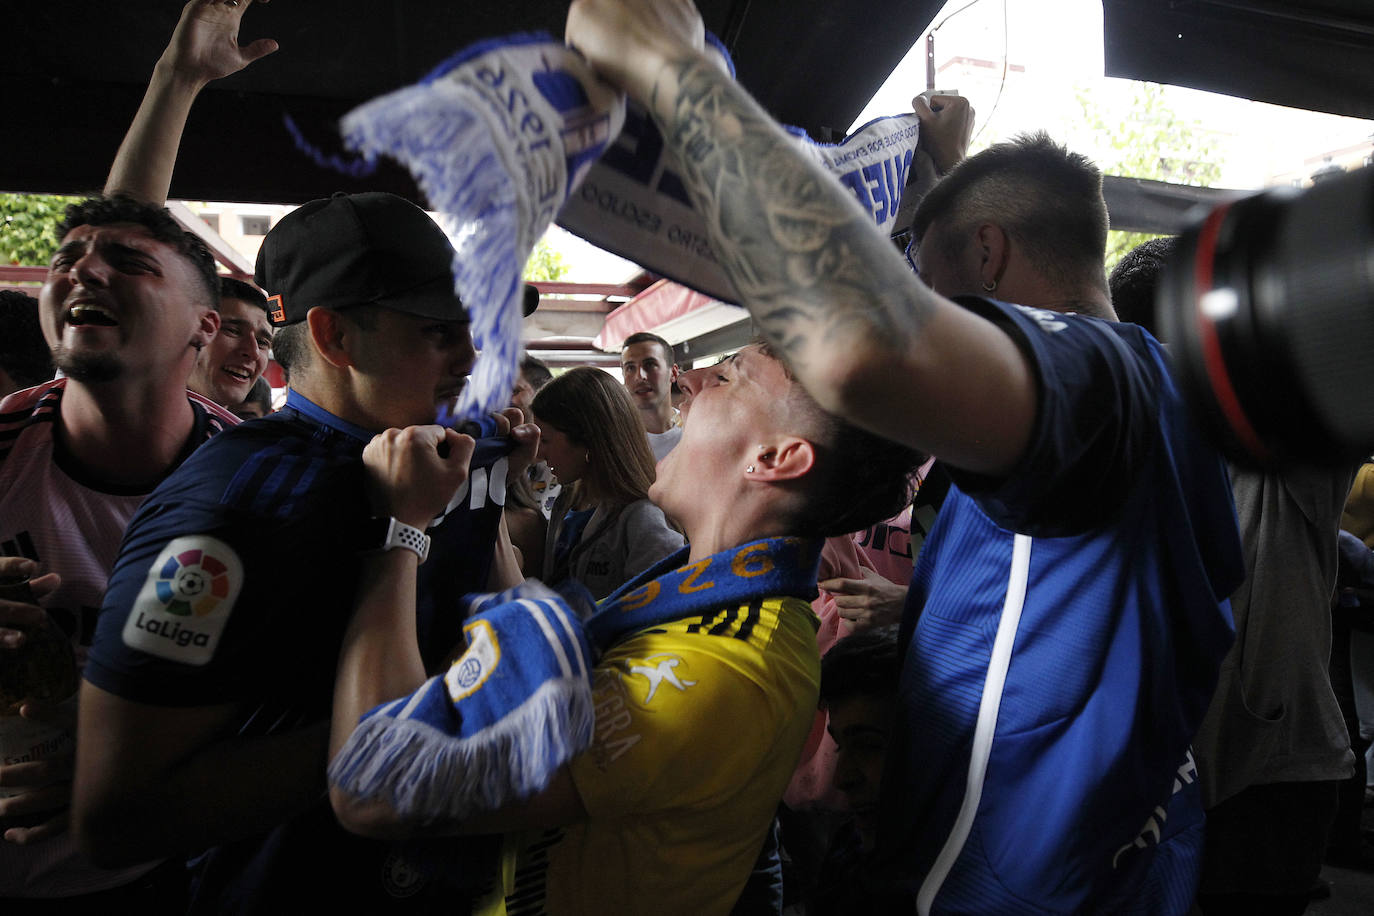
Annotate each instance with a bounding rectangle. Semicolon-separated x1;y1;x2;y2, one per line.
377;517;430;563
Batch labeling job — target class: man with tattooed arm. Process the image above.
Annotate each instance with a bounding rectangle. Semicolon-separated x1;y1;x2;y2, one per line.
564;1;1243;913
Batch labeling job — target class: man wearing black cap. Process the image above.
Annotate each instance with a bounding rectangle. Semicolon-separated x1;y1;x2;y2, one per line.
72;3;531;906
72;188;531;913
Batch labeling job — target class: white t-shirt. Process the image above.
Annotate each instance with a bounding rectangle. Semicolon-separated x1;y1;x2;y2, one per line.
646;425;682;462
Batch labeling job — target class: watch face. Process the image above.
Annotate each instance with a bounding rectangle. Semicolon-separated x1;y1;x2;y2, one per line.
361;517;391;552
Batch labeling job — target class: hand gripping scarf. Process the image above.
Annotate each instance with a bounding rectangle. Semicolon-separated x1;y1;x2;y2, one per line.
336;34;627;423
324;33;920;423
327;536;822;825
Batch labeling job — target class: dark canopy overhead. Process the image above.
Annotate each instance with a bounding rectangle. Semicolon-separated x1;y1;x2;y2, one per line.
3;1;1369;207
1;0;939;205
1103;0;1374;121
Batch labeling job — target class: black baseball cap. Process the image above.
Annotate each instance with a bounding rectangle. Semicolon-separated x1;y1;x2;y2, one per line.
255;191;466;327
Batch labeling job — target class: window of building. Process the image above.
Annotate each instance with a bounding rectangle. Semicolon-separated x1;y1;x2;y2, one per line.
200;213;220;234
241;215;271;236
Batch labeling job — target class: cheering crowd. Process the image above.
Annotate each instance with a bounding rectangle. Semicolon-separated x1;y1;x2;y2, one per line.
0;0;1366;914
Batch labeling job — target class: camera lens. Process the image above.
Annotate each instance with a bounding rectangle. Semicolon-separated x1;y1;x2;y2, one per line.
1158;167;1374;467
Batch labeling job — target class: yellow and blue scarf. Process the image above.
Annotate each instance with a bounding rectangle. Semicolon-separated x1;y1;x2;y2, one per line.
327;536;821;825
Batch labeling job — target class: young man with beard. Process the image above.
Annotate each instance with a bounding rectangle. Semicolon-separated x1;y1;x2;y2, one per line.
0;195;235;908
73;189;528;914
69;4;525;913
1;2;264;903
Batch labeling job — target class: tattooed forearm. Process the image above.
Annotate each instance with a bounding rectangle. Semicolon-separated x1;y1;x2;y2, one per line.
648;56;937;376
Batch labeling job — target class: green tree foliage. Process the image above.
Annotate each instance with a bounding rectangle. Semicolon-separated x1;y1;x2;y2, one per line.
0;193;82;266
523;235;569;282
1074;82;1222;270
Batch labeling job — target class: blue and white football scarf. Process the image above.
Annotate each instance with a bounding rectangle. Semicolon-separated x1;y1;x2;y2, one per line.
336;34;624;423
327;536;821;825
320;33;920;423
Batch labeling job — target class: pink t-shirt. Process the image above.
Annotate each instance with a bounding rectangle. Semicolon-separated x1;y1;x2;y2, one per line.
785;535;873;810
852;457;939;585
0;379;236;896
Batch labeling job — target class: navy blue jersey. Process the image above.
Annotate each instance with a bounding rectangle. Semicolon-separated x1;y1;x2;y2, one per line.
86;390;510;913
879;299;1244;915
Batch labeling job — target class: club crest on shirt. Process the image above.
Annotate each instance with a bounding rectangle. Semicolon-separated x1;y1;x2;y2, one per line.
122;536;243;665
380;848;427;898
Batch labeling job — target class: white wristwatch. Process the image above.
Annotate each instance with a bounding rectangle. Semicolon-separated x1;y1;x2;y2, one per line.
366;516;431;563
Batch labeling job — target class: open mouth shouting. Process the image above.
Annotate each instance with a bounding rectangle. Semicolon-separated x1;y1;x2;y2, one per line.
66;303;120;327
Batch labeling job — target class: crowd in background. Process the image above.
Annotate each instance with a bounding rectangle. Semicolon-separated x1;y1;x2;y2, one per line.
0;1;1368;914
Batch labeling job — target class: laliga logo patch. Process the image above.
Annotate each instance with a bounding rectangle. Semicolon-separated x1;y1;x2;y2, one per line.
122;536;243;666
154;547;232;617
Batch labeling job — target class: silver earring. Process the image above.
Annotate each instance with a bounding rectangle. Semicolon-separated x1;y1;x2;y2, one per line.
982;279;997;292
746;465;756;474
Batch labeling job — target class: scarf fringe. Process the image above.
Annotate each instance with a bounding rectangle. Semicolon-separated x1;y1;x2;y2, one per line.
342;79;523;423
329;675;595;825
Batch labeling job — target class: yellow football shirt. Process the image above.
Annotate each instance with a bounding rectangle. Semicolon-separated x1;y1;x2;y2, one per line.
474;595;820;915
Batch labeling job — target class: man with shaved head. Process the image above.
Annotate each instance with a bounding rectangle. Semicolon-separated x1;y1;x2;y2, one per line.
564;2;1243;912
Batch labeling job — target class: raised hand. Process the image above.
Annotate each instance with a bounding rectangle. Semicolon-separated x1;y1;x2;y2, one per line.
565;0;705;97
105;0;277;201
912;93;974;174
161;0;279;89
